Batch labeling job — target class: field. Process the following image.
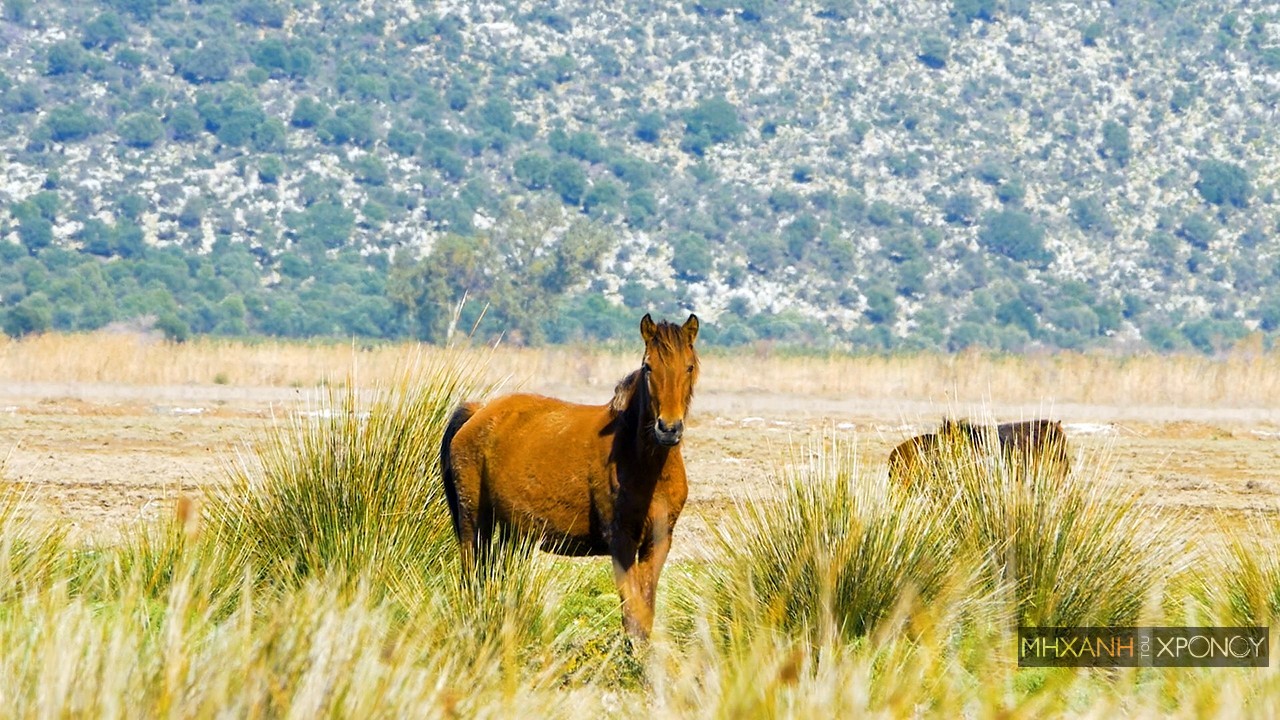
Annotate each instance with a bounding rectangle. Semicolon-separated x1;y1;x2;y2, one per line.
4;333;1280;551
2;332;1280;716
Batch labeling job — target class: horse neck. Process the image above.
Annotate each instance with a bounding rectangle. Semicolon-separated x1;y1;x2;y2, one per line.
618;379;672;467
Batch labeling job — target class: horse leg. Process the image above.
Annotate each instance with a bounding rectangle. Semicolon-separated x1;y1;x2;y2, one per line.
610;534;652;639
455;505;478;581
472;505;497;580
450;464;485;583
637;516;673;626
612;512;674;640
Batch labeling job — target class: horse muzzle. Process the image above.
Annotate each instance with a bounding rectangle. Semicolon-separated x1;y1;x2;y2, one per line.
654;419;684;446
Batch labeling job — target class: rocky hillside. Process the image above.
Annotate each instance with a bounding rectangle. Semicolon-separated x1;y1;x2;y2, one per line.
2;0;1278;352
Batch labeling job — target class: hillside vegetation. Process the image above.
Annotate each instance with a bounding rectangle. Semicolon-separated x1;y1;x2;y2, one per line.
2;0;1279;352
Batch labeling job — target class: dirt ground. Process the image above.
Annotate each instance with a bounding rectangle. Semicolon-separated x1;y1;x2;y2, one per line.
2;380;1279;561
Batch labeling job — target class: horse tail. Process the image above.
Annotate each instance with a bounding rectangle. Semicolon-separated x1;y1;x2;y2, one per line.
440;403;476;540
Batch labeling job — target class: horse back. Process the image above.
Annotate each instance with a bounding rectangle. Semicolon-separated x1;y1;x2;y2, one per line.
997;419;1070;475
458;393;614;452
449;393;619;547
997;419;1065;449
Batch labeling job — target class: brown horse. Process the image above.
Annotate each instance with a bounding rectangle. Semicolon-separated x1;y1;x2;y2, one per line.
887;418;988;485
887;432;936;484
439;313;700;638
888;418;1070;484
993;419;1070;479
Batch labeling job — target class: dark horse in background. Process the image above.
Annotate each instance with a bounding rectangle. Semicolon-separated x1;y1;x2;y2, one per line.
439;313;700;639
889;418;1070;485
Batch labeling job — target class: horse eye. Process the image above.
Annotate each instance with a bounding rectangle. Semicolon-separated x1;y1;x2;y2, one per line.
686;364;694;373
642;363;652;374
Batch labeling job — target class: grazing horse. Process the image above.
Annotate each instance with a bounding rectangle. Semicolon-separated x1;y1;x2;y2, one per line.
994;419;1071;480
440;313;700;639
887;418;988;485
888;418;1070;484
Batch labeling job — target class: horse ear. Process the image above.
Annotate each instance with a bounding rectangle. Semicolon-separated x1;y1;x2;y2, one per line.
683;314;699;343
640;313;657;342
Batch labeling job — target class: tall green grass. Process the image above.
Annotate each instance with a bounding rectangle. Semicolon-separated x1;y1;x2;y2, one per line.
684;431;1174;645
658;430;1223;715
683;437;970;649
203;353;478;593
1201;512;1280;626
928;439;1177;627
0;478;72;599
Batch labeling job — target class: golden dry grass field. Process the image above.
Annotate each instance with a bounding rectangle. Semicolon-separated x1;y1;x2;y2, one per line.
3;332;1279;556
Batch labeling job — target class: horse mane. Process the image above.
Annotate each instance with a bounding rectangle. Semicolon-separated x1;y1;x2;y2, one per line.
610;368;644;414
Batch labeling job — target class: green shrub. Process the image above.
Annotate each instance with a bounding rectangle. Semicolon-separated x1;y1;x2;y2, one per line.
478;98;514;134
16;215;53;253
164;105;202;141
117;112;164;148
635;111;664;143
1100;119;1131;165
979;209;1052;265
1;82;41;113
257;156;284;184
81;12;128;49
42;105;99;142
671;233;713;281
513;153;552;190
1179;213;1217;249
1069;197;1106;234
682;96;742;155
1081;20;1104;46
236;0;286;28
353;154;388;186
155;311;190;342
918;34;950;68
175;39;237;83
195;85;267;146
318;106;375;147
250;38;290;74
1195;159;1250;208
565;130;607;164
290;97;329;128
550;160;587;205
692;437;965;646
201;355;485;591
3;293;53;336
46;40;87;75
287;200;355;250
1203;515;1280;626
913;436;1173;627
952;0;998;23
112;47;146;69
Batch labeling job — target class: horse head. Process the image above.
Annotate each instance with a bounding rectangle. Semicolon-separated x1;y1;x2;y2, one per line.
636;313;700;447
